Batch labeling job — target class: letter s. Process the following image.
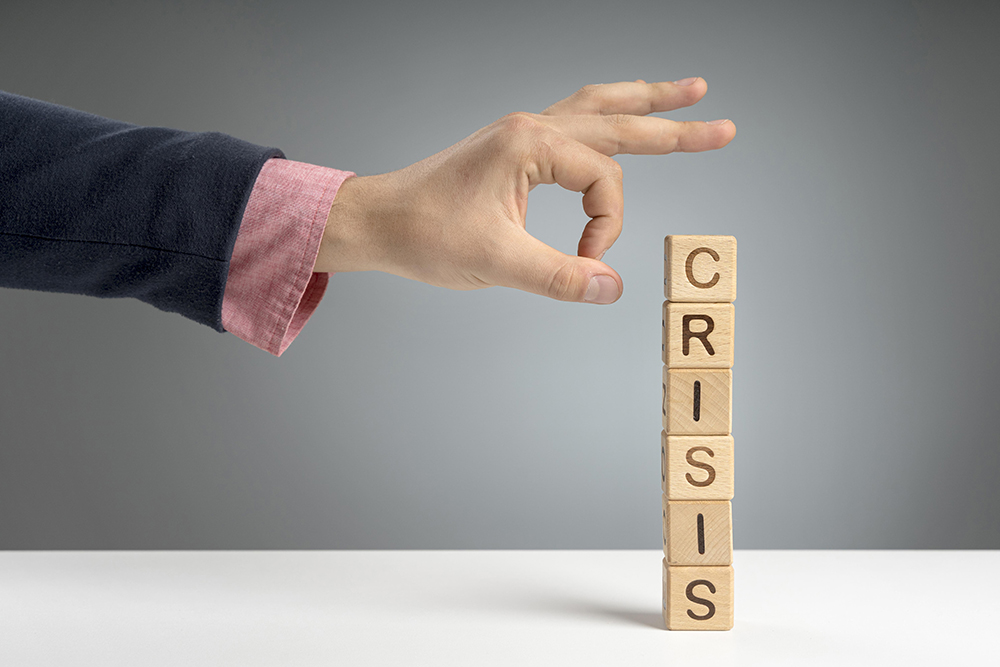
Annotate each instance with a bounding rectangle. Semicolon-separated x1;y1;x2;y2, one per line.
685;579;717;620
685;446;716;488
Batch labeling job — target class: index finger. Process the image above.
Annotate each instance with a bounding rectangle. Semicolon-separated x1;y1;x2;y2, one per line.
520;127;624;260
537;114;736;156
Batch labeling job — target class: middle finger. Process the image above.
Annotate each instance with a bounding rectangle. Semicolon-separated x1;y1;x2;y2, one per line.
540;79;707;117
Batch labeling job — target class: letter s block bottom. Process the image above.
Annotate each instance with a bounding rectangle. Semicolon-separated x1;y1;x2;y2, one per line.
663;561;734;631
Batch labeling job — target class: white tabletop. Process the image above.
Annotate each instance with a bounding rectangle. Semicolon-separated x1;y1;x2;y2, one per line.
1;550;995;666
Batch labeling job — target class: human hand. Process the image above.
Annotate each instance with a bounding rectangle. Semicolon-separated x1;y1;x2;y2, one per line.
314;78;735;303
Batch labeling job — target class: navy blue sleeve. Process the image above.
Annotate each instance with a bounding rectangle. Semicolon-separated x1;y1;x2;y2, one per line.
0;90;285;332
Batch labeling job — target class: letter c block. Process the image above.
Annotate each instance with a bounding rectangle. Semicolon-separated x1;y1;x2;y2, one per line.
664;235;737;303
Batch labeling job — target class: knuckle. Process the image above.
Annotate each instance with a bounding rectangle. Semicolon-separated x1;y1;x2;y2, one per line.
499;111;539;131
607;113;631;129
607;114;632;153
547;260;582;301
605;156;624;180
575;84;605;112
489;113;539;157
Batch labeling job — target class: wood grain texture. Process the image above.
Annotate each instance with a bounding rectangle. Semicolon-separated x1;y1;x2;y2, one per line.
662;497;732;565
664;235;737;303
662;301;735;368
661;432;734;500
663;560;734;630
662;367;732;435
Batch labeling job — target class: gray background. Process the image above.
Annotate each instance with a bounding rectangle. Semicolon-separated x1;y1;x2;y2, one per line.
0;0;996;549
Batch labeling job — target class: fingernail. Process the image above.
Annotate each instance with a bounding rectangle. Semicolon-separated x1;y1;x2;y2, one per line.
673;77;698;86
596;249;607;261
584;275;619;304
706;119;730;125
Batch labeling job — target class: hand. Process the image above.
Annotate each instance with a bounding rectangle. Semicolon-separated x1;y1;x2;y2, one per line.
314;78;735;304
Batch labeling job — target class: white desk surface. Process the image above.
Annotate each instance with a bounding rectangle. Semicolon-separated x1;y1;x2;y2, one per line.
1;550;995;666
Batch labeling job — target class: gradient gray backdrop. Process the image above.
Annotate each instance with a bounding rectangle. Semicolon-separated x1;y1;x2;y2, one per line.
0;0;997;549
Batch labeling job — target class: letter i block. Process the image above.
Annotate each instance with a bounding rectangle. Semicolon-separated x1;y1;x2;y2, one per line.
663;367;732;435
662;496;732;566
664;235;737;303
663;560;734;630
661;432;734;500
662;302;734;368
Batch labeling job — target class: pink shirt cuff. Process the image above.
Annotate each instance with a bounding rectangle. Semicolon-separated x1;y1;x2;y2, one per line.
222;157;356;356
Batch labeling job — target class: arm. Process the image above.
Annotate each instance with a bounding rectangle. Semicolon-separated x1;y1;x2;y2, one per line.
0;89;282;331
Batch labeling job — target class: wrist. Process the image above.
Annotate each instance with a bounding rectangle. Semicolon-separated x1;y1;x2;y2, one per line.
314;174;378;274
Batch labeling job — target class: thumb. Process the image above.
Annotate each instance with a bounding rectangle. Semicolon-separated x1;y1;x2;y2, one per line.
492;227;623;304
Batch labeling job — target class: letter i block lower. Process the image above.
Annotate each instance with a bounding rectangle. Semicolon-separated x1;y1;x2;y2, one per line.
663;496;733;566
663;560;734;630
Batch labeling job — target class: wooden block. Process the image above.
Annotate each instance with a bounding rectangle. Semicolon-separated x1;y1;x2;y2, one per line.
661;432;734;500
664;235;737;303
662;496;732;565
663;560;734;630
662;301;734;368
662;367;732;435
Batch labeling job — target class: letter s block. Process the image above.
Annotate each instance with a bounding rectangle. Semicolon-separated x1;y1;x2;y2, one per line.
663;560;734;630
662;433;734;500
664;235;737;303
662;301;735;368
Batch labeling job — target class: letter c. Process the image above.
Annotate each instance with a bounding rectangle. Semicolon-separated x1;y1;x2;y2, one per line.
685;247;721;289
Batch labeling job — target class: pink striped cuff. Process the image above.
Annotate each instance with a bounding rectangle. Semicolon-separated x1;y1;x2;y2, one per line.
222;157;356;356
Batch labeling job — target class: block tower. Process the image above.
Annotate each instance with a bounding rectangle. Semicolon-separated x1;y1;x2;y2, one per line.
661;235;736;631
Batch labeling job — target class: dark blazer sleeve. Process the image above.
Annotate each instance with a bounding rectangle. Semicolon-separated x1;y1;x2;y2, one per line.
0;90;285;332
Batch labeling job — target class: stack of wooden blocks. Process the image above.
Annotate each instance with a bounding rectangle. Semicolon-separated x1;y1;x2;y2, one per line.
661;235;736;631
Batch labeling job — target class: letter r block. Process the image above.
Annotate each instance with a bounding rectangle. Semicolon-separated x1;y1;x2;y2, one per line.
664;235;737;303
662;301;735;368
663;560;734;630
